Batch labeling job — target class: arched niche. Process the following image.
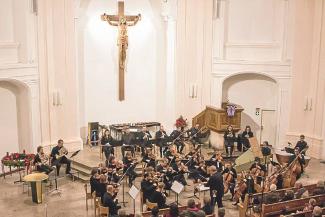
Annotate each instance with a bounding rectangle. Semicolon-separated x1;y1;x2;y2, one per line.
222;72;278;145
0;79;32;156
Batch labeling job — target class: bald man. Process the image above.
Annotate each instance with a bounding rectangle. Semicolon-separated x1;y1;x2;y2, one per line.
205;166;224;208
103;185;121;217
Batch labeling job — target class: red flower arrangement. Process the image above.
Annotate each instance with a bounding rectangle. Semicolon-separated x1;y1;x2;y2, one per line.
1;151;35;167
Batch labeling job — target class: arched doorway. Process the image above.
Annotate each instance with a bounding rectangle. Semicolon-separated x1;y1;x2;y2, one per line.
222;73;278;146
0;79;32;157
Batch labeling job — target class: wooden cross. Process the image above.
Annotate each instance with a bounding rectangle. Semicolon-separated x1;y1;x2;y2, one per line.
101;1;141;101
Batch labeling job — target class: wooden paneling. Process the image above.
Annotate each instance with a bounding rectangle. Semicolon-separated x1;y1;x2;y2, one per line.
192;105;243;133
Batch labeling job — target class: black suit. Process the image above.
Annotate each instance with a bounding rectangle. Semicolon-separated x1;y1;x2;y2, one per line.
241;131;253;150
139;130;152;155
170;130;184;153
50;146;71;175
121;132;135;157
295;141;307;153
155;130;169;157
101;135;114;158
149;191;167;209
141;179;155;203
103;192;120;216
205;172;224;208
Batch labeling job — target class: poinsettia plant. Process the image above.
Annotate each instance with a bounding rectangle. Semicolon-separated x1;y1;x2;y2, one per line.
1;151;35;167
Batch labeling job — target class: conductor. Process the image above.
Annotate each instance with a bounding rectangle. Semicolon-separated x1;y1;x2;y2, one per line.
205;165;224;208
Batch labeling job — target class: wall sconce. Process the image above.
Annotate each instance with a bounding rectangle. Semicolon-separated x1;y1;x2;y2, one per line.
53;90;62;106
189;84;198;98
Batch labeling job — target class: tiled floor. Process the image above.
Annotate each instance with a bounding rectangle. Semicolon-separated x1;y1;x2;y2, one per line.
0;148;324;217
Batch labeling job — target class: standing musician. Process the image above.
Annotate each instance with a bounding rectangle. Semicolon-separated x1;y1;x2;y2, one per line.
205;165;224;208
155;125;169;157
222;162;237;200
50;139;71;176
101;129;114;159
170;127;185;153
224;125;236;157
123;152;137;187
240;125;254;151
187;124;202;147
149;183;168;209
139;126;152;156
121;127;135;157
34;146;53;174
288;147;306;180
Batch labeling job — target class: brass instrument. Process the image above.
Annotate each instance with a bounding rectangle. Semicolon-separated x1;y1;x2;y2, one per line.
56;146;68;159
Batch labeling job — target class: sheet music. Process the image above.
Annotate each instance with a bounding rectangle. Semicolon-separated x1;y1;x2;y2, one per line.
171;181;184;194
128;185;139;200
198;184;210;191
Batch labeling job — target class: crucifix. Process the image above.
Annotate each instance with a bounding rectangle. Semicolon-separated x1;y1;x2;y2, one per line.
101;1;141;101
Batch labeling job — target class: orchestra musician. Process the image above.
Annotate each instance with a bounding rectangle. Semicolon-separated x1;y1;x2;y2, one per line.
205;165;224;208
50;139;71;176
187;124;201;147
139;126;152;156
155;125;169;157
288;147;306;179
149;182;168;209
121;127;135;157
170;127;185;153
33;146;54;174
287;135;308;154
222;162;237;200
239;125;253;151
249;157;266;185
101;129;114;159
141;173;156;203
103;185;121;217
123;152;138;187
209;149;224;170
142;149;156;168
224;125;236;157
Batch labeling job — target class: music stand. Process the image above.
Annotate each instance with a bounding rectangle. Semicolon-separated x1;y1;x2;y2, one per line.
171;181;184;205
128;185;140;215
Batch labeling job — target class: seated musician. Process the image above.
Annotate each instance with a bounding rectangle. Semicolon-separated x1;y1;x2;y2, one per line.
155;125;169;157
288;148;306;179
222;162;237;200
187;124;201;147
103;185;121;217
123;152;137;187
106;167;120;184
241;125;254;151
50;139;71;176
149;182;168;209
34;146;54;174
170;127;185;153
121;127;135;157
224;125;236;157
101;129;114;159
250;157;266;185
90;168;100;194
173;159;188;186
96;174;108;200
139;126;152;156
141;173;156;203
142;150;156;168
286;134;308;154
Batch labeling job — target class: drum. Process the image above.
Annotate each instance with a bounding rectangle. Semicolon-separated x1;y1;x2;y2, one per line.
275;149;293;166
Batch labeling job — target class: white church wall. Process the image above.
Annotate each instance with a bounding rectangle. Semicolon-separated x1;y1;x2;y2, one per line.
78;0;166;138
0;86;19;159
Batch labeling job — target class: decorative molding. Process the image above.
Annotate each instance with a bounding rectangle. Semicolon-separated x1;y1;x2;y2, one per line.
224;42;280;48
0;42;20;49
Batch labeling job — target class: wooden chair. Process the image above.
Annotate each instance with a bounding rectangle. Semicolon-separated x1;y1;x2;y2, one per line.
146;201;158;210
98;204;109;217
92;191;100;217
84;184;93;210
